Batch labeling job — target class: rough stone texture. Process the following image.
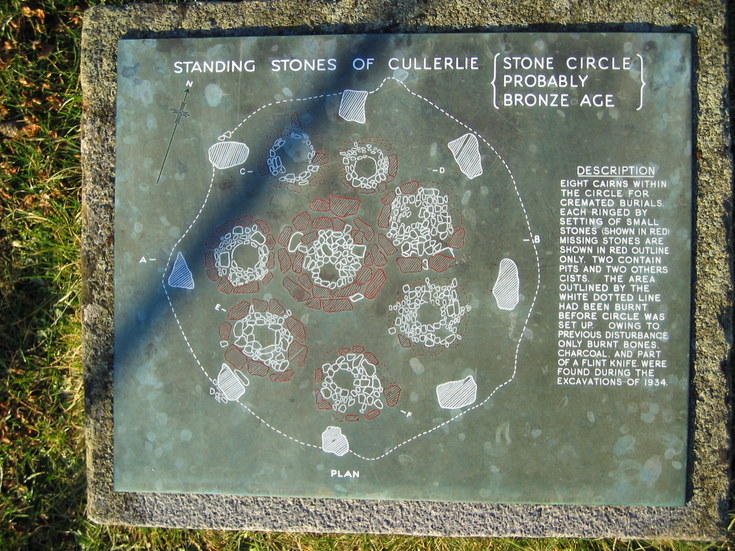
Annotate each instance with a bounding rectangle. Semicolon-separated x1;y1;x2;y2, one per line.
81;1;732;539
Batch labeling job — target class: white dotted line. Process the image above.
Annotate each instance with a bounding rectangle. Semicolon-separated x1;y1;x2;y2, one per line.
228;91;342;137
161;168;218;385
236;401;321;450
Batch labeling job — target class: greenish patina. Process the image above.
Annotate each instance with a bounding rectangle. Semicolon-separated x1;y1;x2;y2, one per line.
81;0;731;539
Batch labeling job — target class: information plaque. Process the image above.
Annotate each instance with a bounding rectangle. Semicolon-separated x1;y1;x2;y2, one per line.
114;32;692;507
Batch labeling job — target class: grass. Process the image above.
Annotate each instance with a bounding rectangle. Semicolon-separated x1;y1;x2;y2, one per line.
0;0;731;549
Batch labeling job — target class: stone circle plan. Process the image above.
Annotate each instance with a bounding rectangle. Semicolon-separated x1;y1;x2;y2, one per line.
162;74;539;461
114;33;693;506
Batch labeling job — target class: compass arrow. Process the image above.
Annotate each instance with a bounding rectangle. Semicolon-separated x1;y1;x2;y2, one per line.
156;87;191;185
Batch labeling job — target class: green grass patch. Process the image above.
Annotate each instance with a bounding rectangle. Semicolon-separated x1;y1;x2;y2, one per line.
0;0;731;549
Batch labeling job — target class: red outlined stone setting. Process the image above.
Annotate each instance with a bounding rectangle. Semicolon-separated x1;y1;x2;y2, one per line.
314;346;401;422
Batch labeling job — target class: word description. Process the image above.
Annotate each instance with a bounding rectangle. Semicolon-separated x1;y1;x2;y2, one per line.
557;165;673;388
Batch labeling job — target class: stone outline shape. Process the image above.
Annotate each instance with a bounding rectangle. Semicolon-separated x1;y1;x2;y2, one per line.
436;375;477;409
321;425;350;456
214;363;249;403
168;251;195;289
447;133;483;179
338;89;369;123
493;258;520;310
208;140;250;170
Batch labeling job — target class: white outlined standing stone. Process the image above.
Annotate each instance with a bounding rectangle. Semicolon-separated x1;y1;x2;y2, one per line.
216;363;249;402
436;375;477;409
208;141;250;170
321;426;350;456
493;258;520;310
448;133;483;179
338;90;369;123
168;251;195;289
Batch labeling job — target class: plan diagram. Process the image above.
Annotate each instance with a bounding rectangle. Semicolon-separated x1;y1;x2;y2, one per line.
159;75;539;463
114;33;692;506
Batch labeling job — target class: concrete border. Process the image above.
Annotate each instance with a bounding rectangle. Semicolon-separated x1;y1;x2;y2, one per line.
81;1;731;539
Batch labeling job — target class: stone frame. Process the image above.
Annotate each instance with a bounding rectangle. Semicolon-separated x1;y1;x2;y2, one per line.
81;1;731;539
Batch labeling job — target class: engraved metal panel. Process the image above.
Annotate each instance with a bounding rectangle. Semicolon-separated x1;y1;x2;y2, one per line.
113;32;691;506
